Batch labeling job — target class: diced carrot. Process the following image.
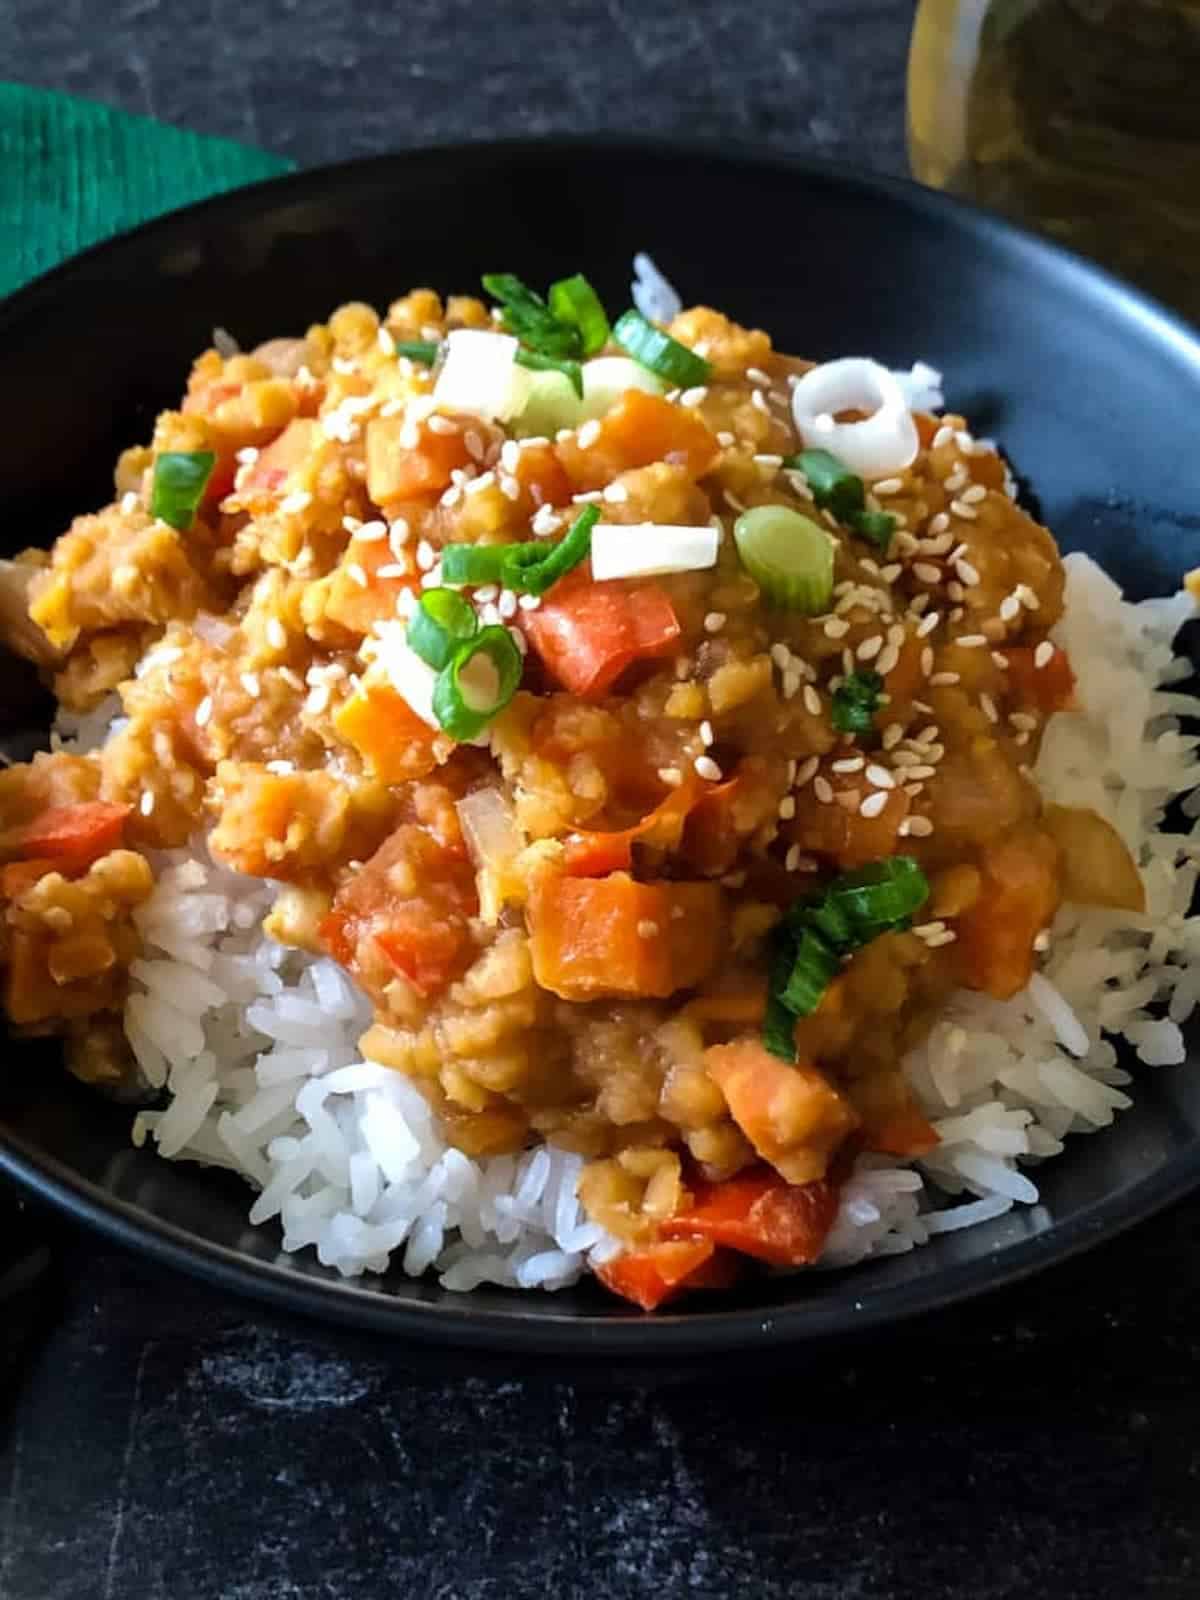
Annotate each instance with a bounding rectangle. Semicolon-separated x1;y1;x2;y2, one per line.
528;873;723;1001
242;417;320;496
365;414;471;501
705;1041;860;1185
868;1105;941;1158
324;535;419;635
1002;644;1077;715
523;569;681;698
660;1167;840;1267
683;978;769;1026
594;1237;718;1311
1;802;130;866
510;440;573;508
563;776;702;876
333;681;439;783
557;390;720;490
956;824;1061;999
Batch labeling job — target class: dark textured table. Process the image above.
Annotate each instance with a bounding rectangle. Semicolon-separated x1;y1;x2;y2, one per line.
3;4;1199;1597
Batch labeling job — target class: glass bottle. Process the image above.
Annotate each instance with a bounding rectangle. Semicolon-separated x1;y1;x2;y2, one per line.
908;0;1200;324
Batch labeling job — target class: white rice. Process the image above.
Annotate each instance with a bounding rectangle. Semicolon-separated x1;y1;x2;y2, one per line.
631;253;683;326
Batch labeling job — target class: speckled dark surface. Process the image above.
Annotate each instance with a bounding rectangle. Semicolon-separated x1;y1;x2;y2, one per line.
3;4;1200;1596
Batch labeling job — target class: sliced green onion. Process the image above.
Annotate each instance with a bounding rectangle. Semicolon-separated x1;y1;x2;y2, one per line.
733;505;835;613
786;448;865;522
763;856;930;1054
482;272;581;359
831;669;883;735
849;509;897;553
509;505;597;595
394;339;440;365
406;588;478;670
151;451;216;531
612;309;711;387
515;347;583;398
441;544;510;586
432;625;523;740
548;274;610;357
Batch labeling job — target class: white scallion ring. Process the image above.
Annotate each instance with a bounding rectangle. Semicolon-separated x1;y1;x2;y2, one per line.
791;357;920;479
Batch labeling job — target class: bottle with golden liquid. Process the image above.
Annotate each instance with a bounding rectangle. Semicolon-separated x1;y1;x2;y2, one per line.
908;0;1200;324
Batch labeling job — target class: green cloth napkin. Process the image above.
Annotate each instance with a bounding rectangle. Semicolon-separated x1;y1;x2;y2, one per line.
0;83;293;300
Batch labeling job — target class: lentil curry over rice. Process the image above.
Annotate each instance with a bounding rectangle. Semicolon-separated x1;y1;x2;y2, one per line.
0;268;1154;1309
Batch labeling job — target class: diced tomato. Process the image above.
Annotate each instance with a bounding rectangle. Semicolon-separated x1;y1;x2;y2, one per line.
956;824;1061;1000
522;569;681;698
1;802;130;866
528;872;723;1001
332;681;439;783
365;414;471;502
594;1237;720;1311
563;775;702;876
705;1042;861;1185
1002;644;1077;716
557;390;720;490
242;417;319;497
320;821;478;1003
660;1167;840;1268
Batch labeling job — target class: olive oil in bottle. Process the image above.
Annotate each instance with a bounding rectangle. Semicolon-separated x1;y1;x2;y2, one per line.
908;0;1200;324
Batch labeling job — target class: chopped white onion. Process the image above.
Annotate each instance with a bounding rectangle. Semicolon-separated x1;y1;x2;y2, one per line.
514;369;583;437
580;357;667;422
590;522;720;581
631;252;682;325
370;630;486;746
791;357;919;479
456;787;524;924
433;329;528;422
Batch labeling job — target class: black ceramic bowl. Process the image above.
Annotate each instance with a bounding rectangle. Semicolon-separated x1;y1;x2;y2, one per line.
2;138;1199;1356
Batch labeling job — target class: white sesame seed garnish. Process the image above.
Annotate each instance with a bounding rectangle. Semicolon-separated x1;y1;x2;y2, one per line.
603;481;629;504
498;589;518;620
992;651;1010;670
916;611;940;638
278;490;312;516
873;477;904;497
704;612;727;634
956;633;987;647
770;642;791;669
832;756;865;773
859;791;888;819
746;366;773;386
478;602;501;626
782;671;800;700
751;389;769;414
679;385;708;408
699;719;714;747
778;795;796;820
194;695;213;727
904;764;937;781
1010;711;1039;731
1016;584;1040;611
823;617;851;639
932;425;954;449
929;671;960;687
753;453;784;469
927;512;950;536
880;563;903;583
814;775;834;804
949;500;979;522
882;723;904;750
396;588;418;618
954;558;981;586
577;420;601;449
496;474;519;502
962;483;987;504
866;763;895;790
266;618;287;651
920;646;934;676
926;929;957;948
636;919;660;939
913;562;942;585
1033;930;1052;953
999;595;1021;622
716;430;736;448
694;755;723;782
139;789;155;816
905;815;934;837
415;539;435;571
344;563;367;589
946;583;965;605
795;755;820;786
857;635;883;662
980;693;999;724
658;767;683;787
803;685;822;717
518;593;542;612
875;644;900;676
1034;640;1055;668
531;504;563;538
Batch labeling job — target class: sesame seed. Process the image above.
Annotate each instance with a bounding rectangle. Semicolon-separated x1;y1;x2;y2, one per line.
954;558;981;586
724;489;746;512
932;426;954;449
704;612;727;634
679;385;708;407
1010;711;1039;731
194;695;213;728
873;477;904;497
266;618;287;651
814;776;834;804
778;795;796;820
876;644;900;676
636;919;660;939
603;481;630;504
395;589;418;619
694;755;723;781
803;685;822;717
1014;730;1031;747
928;512;950;535
866;763;895;790
440;485;463;508
478;602;501;626
427;414;458;435
509;625;528;656
464;429;485;461
916;611;940;638
498;474;520;502
658;767;683;787
882;723;904;750
949;500;979;522
240;672;261;699
751;389;769;414
880;563;903;583
1033;930;1052;953
824;617;850;639
498;590;518;620
795;756;820;786
746;366;773;385
918;724;940;745
531;505;563;538
415;540;435;571
904;814;934;837
914;562;942;585
904;764;937;780
278;490;312;515
991;652;1009;670
926;929;957;948
929;671;960;687
139;790;155;816
344;563;367;589
859;791;888;819
518;593;542;612
464;471;496;498
577;420;601;449
920;646;934;676
699;719;714;747
857;635;883;662
717;430;736;448
1016;584;1040;611
956;633;987;647
980;692;999;723
782;671;801;700
304;684;330;715
753;453;784;469
474;584;499;603
770;642;791;669
961;483;987;504
999;595;1021;622
832;756;865;773
785;844;801;871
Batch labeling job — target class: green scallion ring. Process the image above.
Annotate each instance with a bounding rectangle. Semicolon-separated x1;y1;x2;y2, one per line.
406;588;479;670
515;348;584;398
507;504;598;596
440;544;511;586
394;339;440;365
612;308;711;387
548;273;610;357
432;625;524;741
150;451;216;532
785;449;866;521
733;505;835;613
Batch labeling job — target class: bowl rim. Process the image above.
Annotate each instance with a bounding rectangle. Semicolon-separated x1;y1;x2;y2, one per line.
3;132;1200;1354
